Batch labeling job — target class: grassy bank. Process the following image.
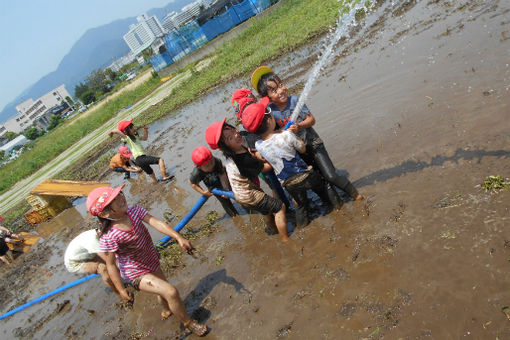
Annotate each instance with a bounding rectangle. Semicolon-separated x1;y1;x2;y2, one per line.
1;0;351;204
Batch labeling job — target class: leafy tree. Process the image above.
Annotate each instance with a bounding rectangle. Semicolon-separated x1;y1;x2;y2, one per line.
86;69;108;94
24;127;42;140
74;82;89;99
0;150;4;159
4;131;17;141
47;115;63;131
141;47;153;61
80;90;96;105
104;68;117;82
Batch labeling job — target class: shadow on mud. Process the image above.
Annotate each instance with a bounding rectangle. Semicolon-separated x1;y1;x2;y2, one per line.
183;268;249;336
354;148;510;187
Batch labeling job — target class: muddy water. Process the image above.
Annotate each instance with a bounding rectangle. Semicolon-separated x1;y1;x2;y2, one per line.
2;0;510;338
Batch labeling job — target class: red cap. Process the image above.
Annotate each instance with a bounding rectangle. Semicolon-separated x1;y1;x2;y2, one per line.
117;120;132;132
231;88;256;120
86;185;124;216
191;146;213;166
241;97;270;133
0;216;3;222
205;118;226;150
119;145;132;158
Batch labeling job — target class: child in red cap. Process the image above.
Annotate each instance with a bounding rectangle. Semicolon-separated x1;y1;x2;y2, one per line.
109;120;173;184
243;101;333;227
87;186;207;336
189;146;238;217
205;119;289;242
231;88;256;121
109;145;142;179
251;66;363;203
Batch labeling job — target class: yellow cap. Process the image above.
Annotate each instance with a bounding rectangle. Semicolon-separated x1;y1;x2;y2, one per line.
251;65;274;95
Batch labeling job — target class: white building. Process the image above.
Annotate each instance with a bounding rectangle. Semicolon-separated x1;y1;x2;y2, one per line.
109;53;136;72
0;85;71;135
163;0;211;31
162;11;178;32
123;14;165;56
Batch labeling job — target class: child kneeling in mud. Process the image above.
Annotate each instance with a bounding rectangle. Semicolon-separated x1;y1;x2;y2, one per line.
251;66;363;203
87;185;207;336
205;119;289;242
189;146;238;217
109;145;142;179
242;99;333;227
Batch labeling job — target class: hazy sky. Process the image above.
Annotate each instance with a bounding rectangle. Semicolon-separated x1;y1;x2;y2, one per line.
0;0;178;112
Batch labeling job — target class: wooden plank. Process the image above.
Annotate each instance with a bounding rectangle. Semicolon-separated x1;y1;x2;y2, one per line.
30;179;111;197
7;232;40;253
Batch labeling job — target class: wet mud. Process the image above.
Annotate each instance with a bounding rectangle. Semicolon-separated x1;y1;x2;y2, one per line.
2;0;510;338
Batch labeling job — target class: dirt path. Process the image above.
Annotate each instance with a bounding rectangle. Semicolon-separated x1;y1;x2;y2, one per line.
1;0;510;339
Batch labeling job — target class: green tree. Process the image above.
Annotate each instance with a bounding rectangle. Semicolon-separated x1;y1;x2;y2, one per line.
24;127;42;140
141;47;153;61
47;115;63;131
4;131;17;141
104;68;117;82
80;90;96;105
74;82;89;99
86;69;108;94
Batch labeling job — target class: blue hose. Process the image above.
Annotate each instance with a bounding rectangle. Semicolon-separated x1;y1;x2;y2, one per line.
0;274;99;320
0;189;237;320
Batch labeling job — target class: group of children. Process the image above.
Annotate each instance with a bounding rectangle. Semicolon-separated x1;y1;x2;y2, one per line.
69;65;362;336
200;66;363;241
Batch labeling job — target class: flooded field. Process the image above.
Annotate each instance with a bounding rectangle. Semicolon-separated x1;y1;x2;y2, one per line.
1;0;510;338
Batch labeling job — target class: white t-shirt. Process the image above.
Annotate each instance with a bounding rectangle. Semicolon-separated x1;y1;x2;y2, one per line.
255;131;308;183
64;230;101;272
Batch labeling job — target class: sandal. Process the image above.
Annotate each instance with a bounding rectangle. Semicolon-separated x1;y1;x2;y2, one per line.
184;319;207;336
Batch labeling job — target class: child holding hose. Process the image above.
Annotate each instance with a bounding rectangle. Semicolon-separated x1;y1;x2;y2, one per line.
205;119;289;242
251;66;363;203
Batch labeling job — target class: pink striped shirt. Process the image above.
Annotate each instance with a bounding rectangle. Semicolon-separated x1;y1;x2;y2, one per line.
99;205;160;280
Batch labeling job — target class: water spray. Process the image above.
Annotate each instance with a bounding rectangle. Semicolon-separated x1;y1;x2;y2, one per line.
285;0;373;129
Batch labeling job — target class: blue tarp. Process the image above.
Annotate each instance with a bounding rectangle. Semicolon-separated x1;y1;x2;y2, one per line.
150;0;276;72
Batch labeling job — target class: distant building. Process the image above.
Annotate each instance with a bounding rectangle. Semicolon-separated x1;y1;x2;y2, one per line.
162;11;178;32
163;0;212;31
109;53;136;72
123;14;165;56
0;85;71;136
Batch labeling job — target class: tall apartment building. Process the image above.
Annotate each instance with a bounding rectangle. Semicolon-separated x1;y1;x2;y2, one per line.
0;85;71;135
123;14;165;56
162;0;212;31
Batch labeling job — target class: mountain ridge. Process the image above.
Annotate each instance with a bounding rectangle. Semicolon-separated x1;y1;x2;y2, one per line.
0;0;189;124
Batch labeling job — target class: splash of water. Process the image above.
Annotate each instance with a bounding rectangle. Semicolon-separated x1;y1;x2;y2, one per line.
290;0;374;123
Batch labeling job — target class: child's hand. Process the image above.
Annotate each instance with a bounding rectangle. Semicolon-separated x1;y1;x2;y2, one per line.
120;289;133;302
178;238;194;254
204;191;214;197
288;123;299;134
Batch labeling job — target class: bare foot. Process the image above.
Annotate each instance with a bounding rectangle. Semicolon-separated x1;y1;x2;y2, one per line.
354;194;364;201
184;319;207;336
161;309;173;319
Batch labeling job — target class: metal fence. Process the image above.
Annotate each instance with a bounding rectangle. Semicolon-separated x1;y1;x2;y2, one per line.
150;0;274;72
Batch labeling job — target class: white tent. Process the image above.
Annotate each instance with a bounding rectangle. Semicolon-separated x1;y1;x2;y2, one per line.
0;135;29;153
